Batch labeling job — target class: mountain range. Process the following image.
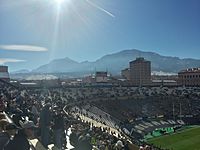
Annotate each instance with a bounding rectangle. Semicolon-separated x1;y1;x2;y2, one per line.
29;49;200;75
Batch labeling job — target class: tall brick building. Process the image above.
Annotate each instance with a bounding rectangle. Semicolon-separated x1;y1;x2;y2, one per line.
0;66;10;81
129;57;151;86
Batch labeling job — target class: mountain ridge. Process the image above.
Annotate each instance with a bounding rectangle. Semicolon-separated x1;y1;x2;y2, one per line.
30;49;200;75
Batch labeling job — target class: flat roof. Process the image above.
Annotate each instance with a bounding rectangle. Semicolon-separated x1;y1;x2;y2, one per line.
20;82;37;85
152;80;177;83
179;68;200;73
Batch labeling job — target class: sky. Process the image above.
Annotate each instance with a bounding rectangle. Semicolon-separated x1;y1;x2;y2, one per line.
0;0;200;71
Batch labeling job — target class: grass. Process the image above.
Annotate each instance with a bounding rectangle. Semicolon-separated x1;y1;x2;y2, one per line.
147;126;200;150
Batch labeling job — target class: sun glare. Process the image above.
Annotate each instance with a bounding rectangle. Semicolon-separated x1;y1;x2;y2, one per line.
55;0;65;5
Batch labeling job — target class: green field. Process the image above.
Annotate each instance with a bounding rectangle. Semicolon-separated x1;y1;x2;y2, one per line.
147;126;200;150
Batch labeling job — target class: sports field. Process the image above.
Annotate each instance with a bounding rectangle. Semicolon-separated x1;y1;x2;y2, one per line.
147;126;200;150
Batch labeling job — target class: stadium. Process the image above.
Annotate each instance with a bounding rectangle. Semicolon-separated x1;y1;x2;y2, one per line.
1;0;200;150
1;78;200;150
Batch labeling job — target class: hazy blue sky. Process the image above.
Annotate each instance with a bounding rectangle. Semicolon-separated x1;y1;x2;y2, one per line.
0;0;200;71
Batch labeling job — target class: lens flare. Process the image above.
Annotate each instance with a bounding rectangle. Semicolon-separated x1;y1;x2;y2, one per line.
55;0;65;4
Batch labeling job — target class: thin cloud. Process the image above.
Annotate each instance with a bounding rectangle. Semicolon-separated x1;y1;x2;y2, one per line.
0;58;26;65
0;45;48;52
86;0;115;18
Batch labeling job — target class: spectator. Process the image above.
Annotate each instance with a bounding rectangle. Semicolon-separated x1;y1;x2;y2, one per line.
69;127;79;148
77;133;92;150
39;103;52;148
0;99;5;112
52;109;65;150
31;102;39;124
5;123;19;137
3;120;36;150
0;119;10;150
114;140;124;150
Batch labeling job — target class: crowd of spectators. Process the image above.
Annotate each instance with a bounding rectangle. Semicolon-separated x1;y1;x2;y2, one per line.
69;118;134;150
1;79;200;150
0;80;141;150
0;80;68;149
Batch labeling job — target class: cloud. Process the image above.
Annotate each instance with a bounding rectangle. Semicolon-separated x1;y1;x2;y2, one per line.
86;0;115;18
0;45;48;52
0;58;26;65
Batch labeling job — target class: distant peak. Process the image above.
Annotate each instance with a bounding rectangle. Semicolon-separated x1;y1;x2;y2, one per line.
51;57;76;62
81;60;90;63
64;57;72;60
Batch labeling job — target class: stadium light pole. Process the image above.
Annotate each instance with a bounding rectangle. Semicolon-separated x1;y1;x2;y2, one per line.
179;103;182;120
173;103;175;121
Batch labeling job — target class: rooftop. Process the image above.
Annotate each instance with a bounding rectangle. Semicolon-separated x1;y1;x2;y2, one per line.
130;57;150;63
179;67;200;73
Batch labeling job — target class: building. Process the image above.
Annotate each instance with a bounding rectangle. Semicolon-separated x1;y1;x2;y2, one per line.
178;68;200;86
121;68;130;80
95;71;108;83
129;57;151;86
82;75;95;84
151;80;177;86
0;66;10;81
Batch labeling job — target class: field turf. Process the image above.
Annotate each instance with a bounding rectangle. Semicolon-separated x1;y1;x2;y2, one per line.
147;126;200;150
